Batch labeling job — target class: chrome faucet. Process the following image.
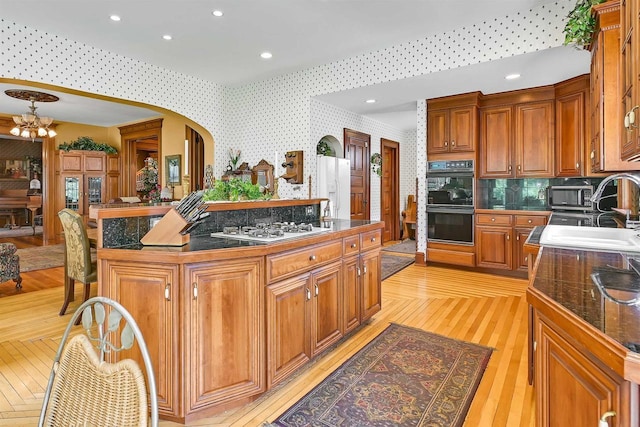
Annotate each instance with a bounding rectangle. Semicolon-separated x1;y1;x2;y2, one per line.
590;172;640;225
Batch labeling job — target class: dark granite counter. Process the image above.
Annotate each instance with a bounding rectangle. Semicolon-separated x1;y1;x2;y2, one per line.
532;246;640;353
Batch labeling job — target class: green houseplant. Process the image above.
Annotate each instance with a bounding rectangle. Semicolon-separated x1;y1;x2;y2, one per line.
58;136;118;154
203;178;270;202
563;0;606;48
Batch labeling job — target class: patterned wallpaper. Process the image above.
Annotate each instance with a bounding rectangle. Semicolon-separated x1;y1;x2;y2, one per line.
1;0;571;252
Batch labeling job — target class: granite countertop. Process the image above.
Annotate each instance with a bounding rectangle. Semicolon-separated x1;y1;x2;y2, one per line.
100;219;381;252
532;247;640;353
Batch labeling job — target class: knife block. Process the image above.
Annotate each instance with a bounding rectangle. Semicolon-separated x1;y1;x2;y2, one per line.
141;208;191;246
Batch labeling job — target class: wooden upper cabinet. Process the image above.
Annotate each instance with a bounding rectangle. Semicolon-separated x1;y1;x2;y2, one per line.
515;100;555;177
620;0;640;160
555;91;584;176
426;93;479;157
479;106;513;178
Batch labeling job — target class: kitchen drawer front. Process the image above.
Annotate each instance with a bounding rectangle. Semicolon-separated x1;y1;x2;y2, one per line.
360;230;382;251
515;215;547;227
476;214;513;226
267;240;342;282
343;235;360;256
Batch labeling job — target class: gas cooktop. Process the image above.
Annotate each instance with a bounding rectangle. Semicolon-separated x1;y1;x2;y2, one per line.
210;222;331;242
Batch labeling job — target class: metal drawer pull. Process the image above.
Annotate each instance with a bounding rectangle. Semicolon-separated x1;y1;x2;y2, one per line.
491;218;496;222
164;284;170;301
315;284;319;296
306;288;311;301
357;267;361;276
528;219;532;223
363;265;367;273
451;140;455;146
371;237;376;242
351;243;357;248
193;282;198;299
309;254;316;261
599;411;616;427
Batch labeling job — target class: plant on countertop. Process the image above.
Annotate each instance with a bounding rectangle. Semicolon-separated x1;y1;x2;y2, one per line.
563;0;606;48
203;178;270;202
370;153;382;177
58;136;118;154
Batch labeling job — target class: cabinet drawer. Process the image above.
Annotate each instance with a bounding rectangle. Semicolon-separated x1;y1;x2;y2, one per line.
343;236;360;256
476;214;513;226
515;215;547;227
267;240;342;282
360;230;382;251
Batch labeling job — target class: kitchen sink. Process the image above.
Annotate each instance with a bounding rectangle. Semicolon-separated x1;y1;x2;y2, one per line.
539;224;640;253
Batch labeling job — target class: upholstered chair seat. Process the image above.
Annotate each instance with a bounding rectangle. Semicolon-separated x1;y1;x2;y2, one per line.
0;242;22;288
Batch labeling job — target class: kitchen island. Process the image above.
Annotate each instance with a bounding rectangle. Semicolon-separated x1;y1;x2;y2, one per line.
527;238;640;427
92;200;384;423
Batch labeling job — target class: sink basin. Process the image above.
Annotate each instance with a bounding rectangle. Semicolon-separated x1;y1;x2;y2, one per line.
539;224;640;253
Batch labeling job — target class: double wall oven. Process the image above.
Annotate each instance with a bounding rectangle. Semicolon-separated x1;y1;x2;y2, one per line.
427;160;474;244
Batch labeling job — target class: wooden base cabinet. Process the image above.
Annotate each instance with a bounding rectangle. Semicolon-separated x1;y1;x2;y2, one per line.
184;258;265;415
266;261;343;388
102;257;265;422
534;311;631;427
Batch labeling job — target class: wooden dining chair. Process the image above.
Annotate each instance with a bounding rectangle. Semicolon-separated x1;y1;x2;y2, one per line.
57;208;97;319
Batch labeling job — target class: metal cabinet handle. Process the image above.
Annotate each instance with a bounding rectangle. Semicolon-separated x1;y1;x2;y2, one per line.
165;284;171;301
451;140;455;146
306;288;311;301
315;284;319;296
357;267;361;276
517;234;520;241
506;234;510;241
351;243;357;248
309;254;316;261
599;411;616;427
363;264;368;273
444;141;448;147
508;165;512;172
528;219;532;224
193;282;198;299
491;218;496;222
524;256;528;262
591;150;595;159
517;165;521;171
371;237;376;242
576;162;580;169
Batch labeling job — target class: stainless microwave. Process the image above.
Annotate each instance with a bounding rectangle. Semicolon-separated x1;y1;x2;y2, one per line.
548;185;617;211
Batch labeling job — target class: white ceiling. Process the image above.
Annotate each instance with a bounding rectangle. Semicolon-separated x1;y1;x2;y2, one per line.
1;0;588;131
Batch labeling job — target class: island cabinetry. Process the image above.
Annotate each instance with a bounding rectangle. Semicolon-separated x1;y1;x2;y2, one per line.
426;92;480;156
183;257;264;415
342;235;362;333
533;308;630;427
266;260;343;388
479;91;555;178
476;213;547;271
266;240;342;282
102;261;181;418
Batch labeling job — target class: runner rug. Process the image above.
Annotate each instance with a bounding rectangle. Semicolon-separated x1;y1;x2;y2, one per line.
381;253;414;280
268;323;492;427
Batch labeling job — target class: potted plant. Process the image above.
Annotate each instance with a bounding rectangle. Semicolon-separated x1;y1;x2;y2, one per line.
563;0;606;48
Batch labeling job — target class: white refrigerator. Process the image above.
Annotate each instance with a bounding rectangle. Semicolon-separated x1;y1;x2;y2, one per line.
317;155;351;220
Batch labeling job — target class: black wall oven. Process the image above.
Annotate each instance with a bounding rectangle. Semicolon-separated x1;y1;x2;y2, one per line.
427;160;474;245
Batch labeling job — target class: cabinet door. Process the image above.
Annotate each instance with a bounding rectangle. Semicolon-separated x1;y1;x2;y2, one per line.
515;228;533;272
515;101;554;177
310;261;343;357
480;106;513;177
361;249;381;321
105;261;180;418
266;274;311;388
185;258;264;412
449;106;476;152
427;110;449;153
535;316;626;427
62;174;83;214
476;226;512;269
621;0;639;159
85;175;105;212
555;92;584;177
342;256;361;334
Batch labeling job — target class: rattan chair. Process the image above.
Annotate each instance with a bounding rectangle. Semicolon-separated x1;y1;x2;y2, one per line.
38;296;158;427
58;208;97;318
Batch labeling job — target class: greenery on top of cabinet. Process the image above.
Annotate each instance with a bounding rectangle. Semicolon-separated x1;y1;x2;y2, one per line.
58;136;118;154
563;0;606;48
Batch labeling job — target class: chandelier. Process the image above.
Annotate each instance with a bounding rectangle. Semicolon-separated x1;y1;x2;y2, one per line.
5;89;59;141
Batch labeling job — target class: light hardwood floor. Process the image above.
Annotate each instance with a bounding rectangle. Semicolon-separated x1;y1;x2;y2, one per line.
0;240;534;426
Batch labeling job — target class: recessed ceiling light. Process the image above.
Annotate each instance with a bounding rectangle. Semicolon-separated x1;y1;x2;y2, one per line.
366;99;376;104
110;15;121;22
260;52;273;59
505;73;521;80
212;10;223;17
163;35;173;41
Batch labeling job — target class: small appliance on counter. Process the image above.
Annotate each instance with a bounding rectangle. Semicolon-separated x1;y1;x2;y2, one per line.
548;183;617;212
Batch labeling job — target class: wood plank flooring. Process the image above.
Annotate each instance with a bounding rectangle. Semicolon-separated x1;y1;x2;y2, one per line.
0;239;535;426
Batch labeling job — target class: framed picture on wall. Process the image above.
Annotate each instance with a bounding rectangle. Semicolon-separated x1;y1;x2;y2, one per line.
0;158;29;180
166;155;182;185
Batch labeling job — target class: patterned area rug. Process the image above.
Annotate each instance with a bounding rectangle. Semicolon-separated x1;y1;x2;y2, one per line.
383;239;416;254
382;254;415;280
269;324;492;427
0;226;42;238
16;245;65;272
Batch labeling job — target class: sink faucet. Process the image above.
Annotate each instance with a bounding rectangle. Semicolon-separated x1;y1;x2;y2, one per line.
591;172;640;224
